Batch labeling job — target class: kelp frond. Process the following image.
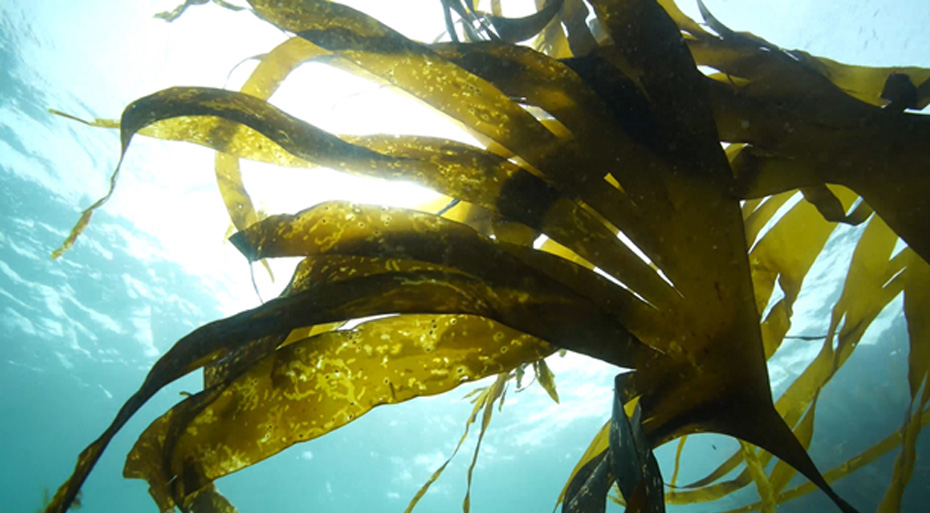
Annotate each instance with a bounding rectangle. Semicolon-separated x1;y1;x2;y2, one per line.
42;1;930;513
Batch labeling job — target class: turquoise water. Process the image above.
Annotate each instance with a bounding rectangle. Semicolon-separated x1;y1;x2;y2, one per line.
1;1;928;512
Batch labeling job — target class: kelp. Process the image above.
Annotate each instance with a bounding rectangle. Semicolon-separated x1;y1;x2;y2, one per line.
42;1;930;513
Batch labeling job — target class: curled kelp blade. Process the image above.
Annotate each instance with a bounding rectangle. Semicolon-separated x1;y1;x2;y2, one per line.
48;83;394;260
674;2;930;264
682;5;930;263
214;36;328;236
249;0;562;170
245;0;683;306
229;201;660;366
693;0;930;110
52;85;679;310
486;0;564;43
125;314;552;509
226;200;647;315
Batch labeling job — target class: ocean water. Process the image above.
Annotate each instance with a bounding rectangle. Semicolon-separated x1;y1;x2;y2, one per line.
1;1;928;513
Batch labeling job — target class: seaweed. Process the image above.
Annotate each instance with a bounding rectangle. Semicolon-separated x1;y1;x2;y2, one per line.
42;1;929;512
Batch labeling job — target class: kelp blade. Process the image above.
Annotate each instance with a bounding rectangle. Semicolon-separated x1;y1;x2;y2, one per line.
125;314;552;509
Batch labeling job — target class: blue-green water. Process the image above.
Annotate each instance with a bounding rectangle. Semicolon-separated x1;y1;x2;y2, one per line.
1;1;929;512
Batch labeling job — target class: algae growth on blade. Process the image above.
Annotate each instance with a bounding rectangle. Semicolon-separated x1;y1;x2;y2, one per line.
27;1;930;513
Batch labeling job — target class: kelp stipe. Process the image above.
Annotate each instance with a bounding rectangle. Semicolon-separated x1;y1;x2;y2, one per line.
44;1;930;512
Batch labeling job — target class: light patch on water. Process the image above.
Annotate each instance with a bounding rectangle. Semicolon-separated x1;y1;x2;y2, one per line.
33;283;68;319
299;450;313;461
98;384;113;399
5;359;46;373
1;226;41;260
121;272;153;300
389;453;451;496
54;350;74;369
0;286;31;310
412;450;447;470
389;456;414;485
37;220;67;238
98;223;170;267
386;491;400;500
66;294;122;334
2;306;37;336
767;337;824;397
130;305;159;358
857;295;904;347
37;317;64;338
0;259;27;285
79;235;114;261
506;393;609;449
3;258;123;342
0;138;65;196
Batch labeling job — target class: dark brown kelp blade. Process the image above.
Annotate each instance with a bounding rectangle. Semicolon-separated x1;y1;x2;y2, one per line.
487;0;564;43
561;373;664;513
583;2;856;511
562;450;611;513
688;0;930;265
608;374;664;513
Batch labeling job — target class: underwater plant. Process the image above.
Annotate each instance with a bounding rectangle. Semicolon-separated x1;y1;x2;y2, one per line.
42;0;930;512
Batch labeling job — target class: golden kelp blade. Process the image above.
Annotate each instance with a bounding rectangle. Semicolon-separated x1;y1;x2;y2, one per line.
249;0;561;170
214;36;328;238
739;441;776;513
461;374;508;513
124;315;552;509
42;254;565;513
879;250;930;512
229;201;656;367
249;0;683;309
749;187;861;357
533;358;559;403
52;84;677;311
